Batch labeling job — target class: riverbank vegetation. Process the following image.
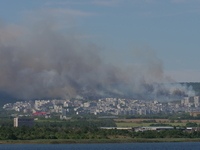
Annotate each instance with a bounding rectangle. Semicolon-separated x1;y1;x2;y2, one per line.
2;138;200;144
1;126;200;140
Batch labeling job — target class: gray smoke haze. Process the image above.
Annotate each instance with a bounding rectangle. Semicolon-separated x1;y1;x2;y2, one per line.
0;19;195;101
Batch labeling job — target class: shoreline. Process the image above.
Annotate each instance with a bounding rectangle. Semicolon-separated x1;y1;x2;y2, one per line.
1;138;200;144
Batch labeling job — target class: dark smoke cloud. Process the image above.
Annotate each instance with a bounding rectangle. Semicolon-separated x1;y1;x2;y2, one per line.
0;19;195;101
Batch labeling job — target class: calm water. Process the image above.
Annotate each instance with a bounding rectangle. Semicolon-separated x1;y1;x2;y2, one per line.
0;142;200;150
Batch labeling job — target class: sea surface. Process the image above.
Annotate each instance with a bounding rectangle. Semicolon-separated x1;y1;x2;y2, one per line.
0;142;200;150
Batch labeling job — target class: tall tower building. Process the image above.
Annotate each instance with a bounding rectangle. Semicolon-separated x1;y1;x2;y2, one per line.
14;117;34;127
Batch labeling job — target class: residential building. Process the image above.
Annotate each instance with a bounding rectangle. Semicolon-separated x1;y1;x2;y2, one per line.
14;117;34;127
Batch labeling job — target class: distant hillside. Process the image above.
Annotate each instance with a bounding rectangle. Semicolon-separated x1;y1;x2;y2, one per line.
0;91;21;107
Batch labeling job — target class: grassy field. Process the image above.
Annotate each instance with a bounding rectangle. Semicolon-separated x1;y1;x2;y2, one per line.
116;122;186;127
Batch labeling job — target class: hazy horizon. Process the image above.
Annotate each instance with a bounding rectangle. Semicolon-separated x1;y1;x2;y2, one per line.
0;0;199;101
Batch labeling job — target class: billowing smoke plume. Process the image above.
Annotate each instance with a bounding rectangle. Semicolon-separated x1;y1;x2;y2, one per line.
0;19;195;101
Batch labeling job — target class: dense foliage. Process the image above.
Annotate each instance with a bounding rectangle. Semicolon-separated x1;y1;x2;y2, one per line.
34;119;116;128
134;129;200;138
1;126;200;140
0;118;13;127
0;117;116;128
125;112;200;120
0;126;125;140
149;123;172;127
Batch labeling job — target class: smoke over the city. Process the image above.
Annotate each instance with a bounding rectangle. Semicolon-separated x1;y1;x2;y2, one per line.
0;19;195;101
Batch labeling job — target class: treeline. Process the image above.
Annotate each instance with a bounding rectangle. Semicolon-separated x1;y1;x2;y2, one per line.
0;126;128;140
125;112;200;120
148;122;200;127
0;118;14;127
34;119;116;128
125;114;171;119
0;118;116;128
131;130;200;138
1;126;200;140
149;123;172;127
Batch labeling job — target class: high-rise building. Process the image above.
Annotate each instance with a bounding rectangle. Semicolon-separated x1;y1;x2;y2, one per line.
14;117;34;127
194;96;200;104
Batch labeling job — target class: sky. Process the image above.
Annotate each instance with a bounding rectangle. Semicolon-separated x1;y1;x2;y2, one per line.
0;0;200;83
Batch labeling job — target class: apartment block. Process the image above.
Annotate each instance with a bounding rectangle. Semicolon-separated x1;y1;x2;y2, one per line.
14;117;34;127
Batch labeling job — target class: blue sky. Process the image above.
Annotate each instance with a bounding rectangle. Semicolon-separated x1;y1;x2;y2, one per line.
0;0;200;82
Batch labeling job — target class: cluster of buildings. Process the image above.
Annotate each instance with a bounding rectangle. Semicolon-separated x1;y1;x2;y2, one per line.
3;96;200;118
100;126;200;132
181;96;200;107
